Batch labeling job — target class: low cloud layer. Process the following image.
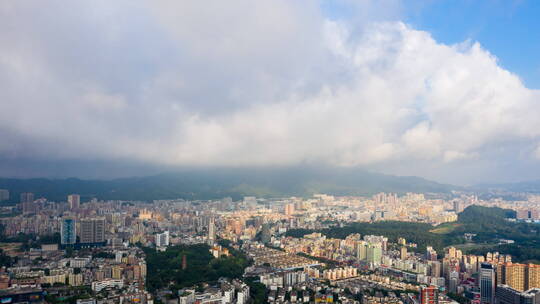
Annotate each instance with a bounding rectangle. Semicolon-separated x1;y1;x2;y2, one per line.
1;1;539;184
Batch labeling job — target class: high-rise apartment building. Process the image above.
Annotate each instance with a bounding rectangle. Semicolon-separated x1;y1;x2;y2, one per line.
356;241;367;261
284;203;295;216
429;261;442;278
260;223;271;244
517;210;540;221
527;264;540;290
60;217;77;245
0;189;9;201
156;231;170;247
20;192;34;203
400;246;408;260
481;263;496;304
207;217;216;245
453;201;464;213
505;263;527;291
366;244;382;264
449;271;460;294
68;194;80;210
420;285;439;304
426;246;438;261
20;192;36;214
79;218;105;244
499;263;540;291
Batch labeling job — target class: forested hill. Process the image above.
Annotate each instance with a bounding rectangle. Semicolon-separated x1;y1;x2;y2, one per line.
0;167;457;202
287;206;540;263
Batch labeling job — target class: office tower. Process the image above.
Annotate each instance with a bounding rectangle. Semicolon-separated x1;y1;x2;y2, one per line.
207;217;216;245
496;285;540;304
60;217;77;245
80;218;105;243
366;244;382;264
401;247;408;260
156;231;170;247
0;189;9;201
68;194;80;210
420;285;439;304
481;263;496;304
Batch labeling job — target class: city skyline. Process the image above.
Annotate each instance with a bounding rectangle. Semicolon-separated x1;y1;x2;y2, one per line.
3;2;540;302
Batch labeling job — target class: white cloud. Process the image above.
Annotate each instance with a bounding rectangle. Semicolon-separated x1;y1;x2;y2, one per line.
0;1;539;182
534;144;540;160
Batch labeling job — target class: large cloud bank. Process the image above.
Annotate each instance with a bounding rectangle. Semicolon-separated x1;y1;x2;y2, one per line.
1;1;539;182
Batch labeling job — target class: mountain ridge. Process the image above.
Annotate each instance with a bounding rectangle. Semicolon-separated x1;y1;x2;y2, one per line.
0;167;459;202
474;179;540;193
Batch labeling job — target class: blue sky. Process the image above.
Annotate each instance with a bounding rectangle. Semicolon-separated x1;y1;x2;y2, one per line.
407;0;540;89
323;0;540;89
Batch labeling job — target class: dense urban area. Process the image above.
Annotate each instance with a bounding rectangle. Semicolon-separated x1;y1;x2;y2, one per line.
0;189;539;304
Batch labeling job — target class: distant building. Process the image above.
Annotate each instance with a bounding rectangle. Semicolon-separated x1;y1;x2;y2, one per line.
0;189;9;201
426;246;438;261
0;288;45;304
284;203;295;216
453;201;464;213
156;231;170;248
68;194;80;210
400;246;408;260
182;255;187;270
429;260;442;277
79;218;105;244
260;223;271;244
505;263;527;291
481;263;496;304
61;217;77;245
42;244;59;251
420;285;438;304
356;241;367;261
207;217;216;245
20;192;36;213
20;192;34;203
366;244;382;264
449;271;459;294
496;285;540;304
517;210;540;221
498;263;540;291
